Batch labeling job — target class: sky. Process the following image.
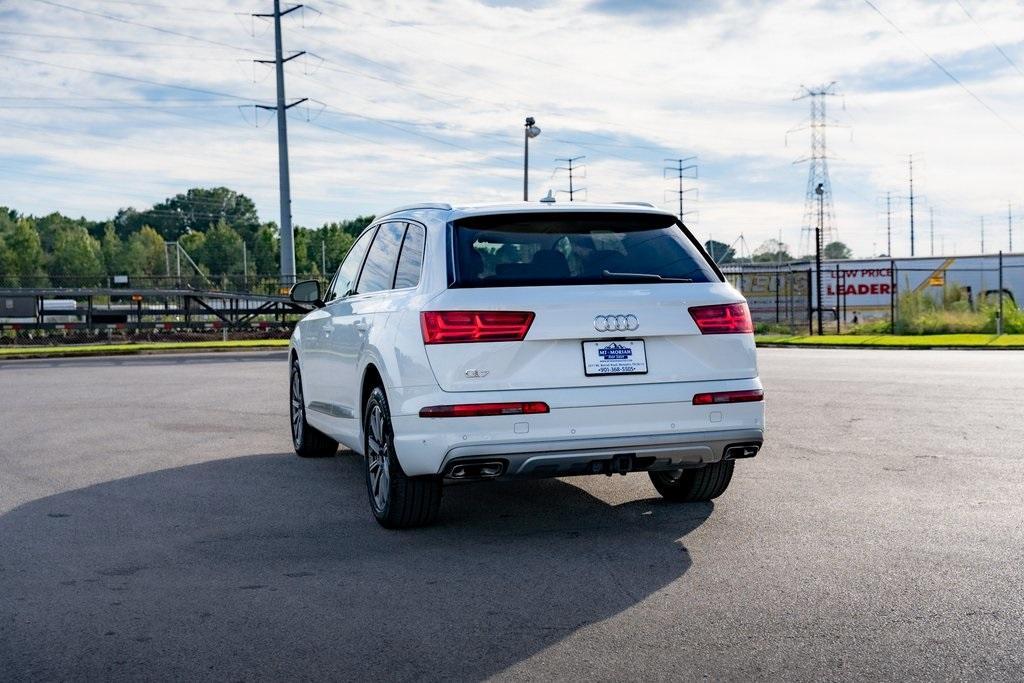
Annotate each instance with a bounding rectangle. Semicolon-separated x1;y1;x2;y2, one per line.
1;0;1023;259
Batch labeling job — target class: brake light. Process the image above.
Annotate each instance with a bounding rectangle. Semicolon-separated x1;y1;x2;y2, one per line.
689;302;753;334
420;310;535;344
692;389;763;405
419;402;550;418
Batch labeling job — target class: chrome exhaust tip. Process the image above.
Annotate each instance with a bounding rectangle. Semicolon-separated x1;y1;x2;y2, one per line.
724;444;760;460
448;461;505;479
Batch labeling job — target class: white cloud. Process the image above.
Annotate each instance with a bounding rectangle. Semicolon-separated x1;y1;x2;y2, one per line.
1;0;1022;258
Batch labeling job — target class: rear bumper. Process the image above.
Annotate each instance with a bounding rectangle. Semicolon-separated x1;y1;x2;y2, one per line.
440;428;764;480
389;385;765;477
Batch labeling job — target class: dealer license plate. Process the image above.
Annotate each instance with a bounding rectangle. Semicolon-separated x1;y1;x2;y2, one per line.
582;339;648;376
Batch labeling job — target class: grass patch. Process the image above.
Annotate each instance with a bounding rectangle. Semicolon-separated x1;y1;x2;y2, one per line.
757;334;1024;348
0;339;289;359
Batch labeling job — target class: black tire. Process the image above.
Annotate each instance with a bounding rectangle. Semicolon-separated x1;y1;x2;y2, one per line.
364;386;442;529
290;358;338;458
649;460;734;502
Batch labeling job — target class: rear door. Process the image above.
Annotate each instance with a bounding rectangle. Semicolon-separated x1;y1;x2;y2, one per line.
320;221;407;442
422;211;757;392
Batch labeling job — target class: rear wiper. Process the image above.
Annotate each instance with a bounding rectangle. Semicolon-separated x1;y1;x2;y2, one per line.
602;270;693;283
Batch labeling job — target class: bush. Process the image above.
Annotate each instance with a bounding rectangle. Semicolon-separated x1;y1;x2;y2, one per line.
987;303;1024;334
754;322;800;336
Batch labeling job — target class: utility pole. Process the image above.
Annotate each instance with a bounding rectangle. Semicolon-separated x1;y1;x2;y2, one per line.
980;216;985;253
815;182;824;335
792;83;841;256
663;157;698;222
253;1;307;286
554;156;586;201
908;154;915;257
886;191;892;256
929;206;935;256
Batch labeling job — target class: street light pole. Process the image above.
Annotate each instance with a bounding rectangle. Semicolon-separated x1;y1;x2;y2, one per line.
523;117;540;201
815;182;824;335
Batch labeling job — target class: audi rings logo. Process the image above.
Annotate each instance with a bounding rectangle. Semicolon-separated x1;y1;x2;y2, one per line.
594;314;639;332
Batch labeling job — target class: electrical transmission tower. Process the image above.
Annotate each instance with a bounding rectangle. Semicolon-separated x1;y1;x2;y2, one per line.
792;83;840;255
663;157;698;223
553;156;586;201
253;1;307;285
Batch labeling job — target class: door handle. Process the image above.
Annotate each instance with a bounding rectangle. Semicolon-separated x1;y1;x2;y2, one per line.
354;319;368;332
321;321;333;335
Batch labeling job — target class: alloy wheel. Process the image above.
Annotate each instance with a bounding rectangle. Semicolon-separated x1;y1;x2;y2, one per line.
290;365;304;448
366;403;391;513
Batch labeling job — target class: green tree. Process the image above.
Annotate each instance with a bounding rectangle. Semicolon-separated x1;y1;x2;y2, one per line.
117;187;260;242
126;226;167;275
704;239;735;264
337;215;375;238
252;224;279;275
49;226;105;286
0;235;15;280
33;212;74;252
293;226;320;276
824;241;852;259
6;219;47;285
752;238;793;263
101;224;129;274
317;222;356;274
200;220;244;275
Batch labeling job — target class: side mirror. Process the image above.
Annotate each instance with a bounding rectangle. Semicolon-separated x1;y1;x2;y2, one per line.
289;279;323;307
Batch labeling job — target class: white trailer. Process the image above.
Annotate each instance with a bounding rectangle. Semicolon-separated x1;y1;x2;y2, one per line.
724;252;1024;323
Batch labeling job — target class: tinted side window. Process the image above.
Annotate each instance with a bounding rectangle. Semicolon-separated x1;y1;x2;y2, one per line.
394;223;425;289
327;227;375;301
356;222;405;294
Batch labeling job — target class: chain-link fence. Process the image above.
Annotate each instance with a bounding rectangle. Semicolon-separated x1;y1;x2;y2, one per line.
725;254;1024;335
724;269;814;334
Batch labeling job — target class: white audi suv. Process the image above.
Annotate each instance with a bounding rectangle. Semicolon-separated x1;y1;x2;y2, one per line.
288;202;764;528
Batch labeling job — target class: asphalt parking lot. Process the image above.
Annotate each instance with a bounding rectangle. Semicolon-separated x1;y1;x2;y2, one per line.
1;348;1022;681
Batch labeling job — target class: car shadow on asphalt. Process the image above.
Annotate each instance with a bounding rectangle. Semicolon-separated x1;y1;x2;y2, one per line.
0;451;712;681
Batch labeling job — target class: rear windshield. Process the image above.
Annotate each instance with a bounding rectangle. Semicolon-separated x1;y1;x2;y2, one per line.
451;212;717;287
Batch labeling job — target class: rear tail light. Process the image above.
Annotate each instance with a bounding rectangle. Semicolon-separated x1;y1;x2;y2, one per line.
692;389;763;405
420;310;534;344
689;302;753;334
419;402;550;418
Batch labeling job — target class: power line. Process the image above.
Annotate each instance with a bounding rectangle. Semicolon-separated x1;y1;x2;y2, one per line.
31;0;255;53
862;0;1024;138
0;53;262;103
0;29;243;50
953;0;1024;81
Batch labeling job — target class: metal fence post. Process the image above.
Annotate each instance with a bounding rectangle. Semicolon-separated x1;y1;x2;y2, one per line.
998;250;1004;336
806;269;814;335
775;270;780;324
889;259;896;334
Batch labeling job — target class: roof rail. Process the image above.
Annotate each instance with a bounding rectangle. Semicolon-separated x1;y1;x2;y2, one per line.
377;202;452;218
612;201;657;208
